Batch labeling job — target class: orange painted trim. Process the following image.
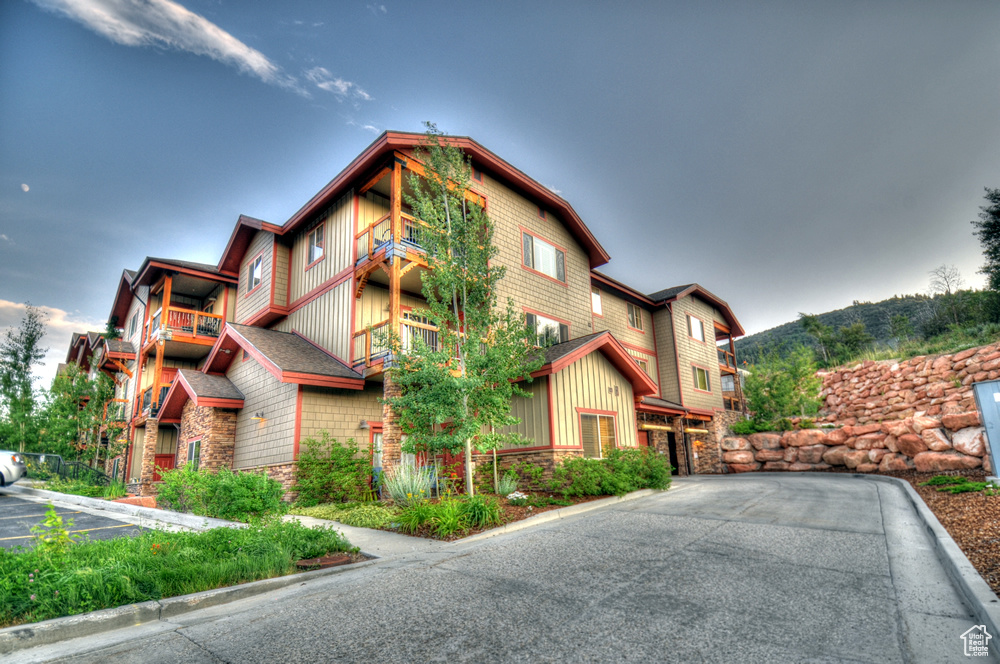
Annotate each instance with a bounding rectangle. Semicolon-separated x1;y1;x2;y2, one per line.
287;266;353;313
197;398;244;409
282;372;364;389
142;261;239;285
269;242;278;307
293;385;303;459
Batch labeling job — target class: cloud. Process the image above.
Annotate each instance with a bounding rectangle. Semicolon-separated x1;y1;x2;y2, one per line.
31;0;303;92
366;3;387;16
0;299;105;390
0;234;12;245
304;67;372;101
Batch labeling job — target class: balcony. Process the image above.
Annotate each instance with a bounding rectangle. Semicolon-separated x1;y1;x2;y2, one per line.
104;398;129;423
354;213;429;265
352;319;441;368
138;384;172;419
144;306;224;350
717;347;736;372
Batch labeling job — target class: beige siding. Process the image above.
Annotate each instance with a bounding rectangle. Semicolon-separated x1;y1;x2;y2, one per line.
498;378;550;449
227;354;297;468
274;244;290;309
653;308;681;403
625;347;659;391
235;231;275;323
591;289;654;351
299;384;384;452
129;428;145;479
549;351;637;450
139;357;197;391
358;191;390;230
672;295;725;411
288;192;353;303
355;284;429;330
274;280;353;362
156;427;178;454
477;175;593;339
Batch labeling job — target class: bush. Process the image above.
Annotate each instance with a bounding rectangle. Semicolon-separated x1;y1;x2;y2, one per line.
743;346;822;428
293;433;371;507
461;495;503;529
156;465;285;522
380;463;434;505
336;504;399;529
44;478;105;498
548;449;672;498
508;461;546;490
496;471;518;495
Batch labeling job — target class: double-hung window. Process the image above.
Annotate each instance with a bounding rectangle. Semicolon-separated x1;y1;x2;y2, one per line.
692;366;711;392
526;312;569;346
687;315;705;342
627;303;644;331
307;223;324;265
580;413;616;458
187;439;201;470
522;231;566;283
247;255;262;294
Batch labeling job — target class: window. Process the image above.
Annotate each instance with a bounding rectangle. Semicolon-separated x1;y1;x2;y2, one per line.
627;303;644;331
591;287;603;316
721;374;735;392
307;223;324;265
526;312;569;346
187;439;201;470
246;255;262;294
634;357;649;375
472;166;483;182
692;366;711;392
522;231;566;283
687;315;705;342
580;413;616;458
127;312;139;339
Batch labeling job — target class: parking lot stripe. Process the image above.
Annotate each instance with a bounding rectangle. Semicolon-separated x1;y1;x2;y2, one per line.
0;511;82;521
0;523;139;542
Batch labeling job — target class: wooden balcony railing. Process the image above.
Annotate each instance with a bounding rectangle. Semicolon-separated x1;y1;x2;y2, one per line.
352;319;441;367
355;214;392;262
718;347;736;370
138;383;173;418
144;306;223;346
723;394;743;411
104;398;129;423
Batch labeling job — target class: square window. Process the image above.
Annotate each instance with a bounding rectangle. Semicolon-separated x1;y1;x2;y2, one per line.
308;223;325;265
627;303;644;331
687;315;705;342
591;287;603;316
692;366;711;392
526;312;569;346
580;413;616;458
522;231;566;283
247;255;262;294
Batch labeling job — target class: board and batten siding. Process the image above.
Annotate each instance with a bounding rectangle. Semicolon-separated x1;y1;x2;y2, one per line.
672;295;725;411
129;428;145;479
288;192;353;303
227;354;297;469
356;285;430;330
548;351;637;449
274;244;290;308
274;280;353;363
498;377;550;449
625;347;659;393
652;308;681;403
299;384;383;452
155;427;178;455
358;191;390;232
235;230;276;323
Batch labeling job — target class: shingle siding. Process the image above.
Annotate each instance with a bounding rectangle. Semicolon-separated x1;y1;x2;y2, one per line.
235;230;275;323
299;384;384;454
227;354;297;468
672;295;725;411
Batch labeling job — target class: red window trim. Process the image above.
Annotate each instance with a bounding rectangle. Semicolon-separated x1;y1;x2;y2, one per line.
626;302;646;334
472;166;484;183
691;363;713;394
244;250;265;298
305;221;326;271
591;287;604;318
523;306;571;344
519;226;569;287
576;408;618;457
686;313;708;345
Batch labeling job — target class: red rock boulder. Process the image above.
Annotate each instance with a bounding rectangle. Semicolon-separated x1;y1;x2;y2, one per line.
783;430;829;447
728;463;761;473
942;411;981;431
721;437;752;451
723;450;755;464
952;427;987;457
896;434;928;458
912;451;983;472
921;428;952;452
755;449;785;462
749;433;782;450
822;445;851;466
796;445;827;464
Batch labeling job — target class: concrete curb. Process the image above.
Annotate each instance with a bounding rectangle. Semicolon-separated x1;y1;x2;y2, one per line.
0;558;378;655
0;484;243;532
454;487;661;545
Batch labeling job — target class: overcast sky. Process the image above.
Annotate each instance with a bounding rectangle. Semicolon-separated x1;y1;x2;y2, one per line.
3;0;999;387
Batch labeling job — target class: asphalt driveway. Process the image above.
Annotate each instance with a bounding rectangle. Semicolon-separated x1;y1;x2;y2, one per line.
12;474;996;663
0;493;147;549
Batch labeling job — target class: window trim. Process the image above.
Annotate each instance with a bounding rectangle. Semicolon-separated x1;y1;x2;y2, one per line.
627;302;645;333
577;409;618;459
186;438;201;470
472;166;484;183
591;287;603;317
520;227;568;286
305;221;326;271
691;364;712;394
524;307;570;346
245;252;264;297
127;311;139;339
687;314;706;343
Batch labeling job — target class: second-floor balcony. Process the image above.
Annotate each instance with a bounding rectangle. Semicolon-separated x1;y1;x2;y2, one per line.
104;398;129;423
144;306;223;348
352;318;441;368
138;383;172;419
355;212;428;265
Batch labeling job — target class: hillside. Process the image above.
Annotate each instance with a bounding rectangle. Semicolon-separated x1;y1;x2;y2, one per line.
734;294;937;364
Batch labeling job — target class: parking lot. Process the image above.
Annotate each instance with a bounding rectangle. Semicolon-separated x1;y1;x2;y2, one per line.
0;493;148;549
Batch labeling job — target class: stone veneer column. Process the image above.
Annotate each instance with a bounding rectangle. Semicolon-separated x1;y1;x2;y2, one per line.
138;418;159;496
202;410;236;472
380;374;402;468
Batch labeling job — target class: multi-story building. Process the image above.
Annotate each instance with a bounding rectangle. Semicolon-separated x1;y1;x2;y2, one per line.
83;131;745;494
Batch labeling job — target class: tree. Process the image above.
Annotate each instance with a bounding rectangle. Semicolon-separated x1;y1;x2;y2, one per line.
928;264;964;296
743;346;822;425
0;304;47;452
41;363;92;458
972;187;1000;290
386;125;543;495
799;313;835;364
888;314;914;344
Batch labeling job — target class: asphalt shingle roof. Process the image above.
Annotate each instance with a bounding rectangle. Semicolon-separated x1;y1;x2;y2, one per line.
228;324;362;380
178;370;244;401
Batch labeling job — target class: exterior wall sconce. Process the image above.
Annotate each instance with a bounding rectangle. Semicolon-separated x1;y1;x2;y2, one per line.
251;412;265;421
359;420;370;430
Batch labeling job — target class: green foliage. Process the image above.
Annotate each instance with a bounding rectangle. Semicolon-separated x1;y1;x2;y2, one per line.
496;471;518;495
729;419;768;435
293;433;371;507
386;124;544;495
0;304;47;453
548;449;672;498
920;475;998;494
430;500;468;538
973;187;1000;291
742;346;822;426
30;504;79;557
156;465;285;522
395;501;437;534
44;478;105;498
0;519;355;627
506;461;546;490
461;494;503;529
798;418;816;429
290;503;399;529
380;462;434;505
920;475;966;486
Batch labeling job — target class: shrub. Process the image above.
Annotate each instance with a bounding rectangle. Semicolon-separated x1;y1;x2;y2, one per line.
548;449;672;498
509;461;546;490
506;491;529;506
381;463;434;505
396;501;436;534
44;478;105;498
293;433;371;507
496;471;518;496
461;495;503;529
336;504;399;529
431;500;468;538
156;465;285;522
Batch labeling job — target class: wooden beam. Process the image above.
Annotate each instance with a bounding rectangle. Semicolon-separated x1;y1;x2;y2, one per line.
389;162;402;343
358;165;391;196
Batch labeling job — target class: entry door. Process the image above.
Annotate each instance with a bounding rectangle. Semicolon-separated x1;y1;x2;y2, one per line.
153;454;175;482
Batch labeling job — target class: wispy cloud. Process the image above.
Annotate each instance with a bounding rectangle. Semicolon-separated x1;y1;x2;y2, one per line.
31;0;302;92
0;234;13;245
0;299;105;389
366;3;387;16
304;67;372;101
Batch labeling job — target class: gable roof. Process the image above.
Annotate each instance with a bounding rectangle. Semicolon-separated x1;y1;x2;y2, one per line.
278;131;611;268
204;323;364;389
158;369;245;421
108;268;139;328
531;331;659;396
131;256;239;288
217;214;284;275
647;283;745;337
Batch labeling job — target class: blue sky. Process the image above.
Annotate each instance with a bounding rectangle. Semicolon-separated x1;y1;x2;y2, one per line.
3;0;1000;385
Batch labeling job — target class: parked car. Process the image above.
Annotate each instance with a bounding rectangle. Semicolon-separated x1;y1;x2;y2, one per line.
0;451;27;486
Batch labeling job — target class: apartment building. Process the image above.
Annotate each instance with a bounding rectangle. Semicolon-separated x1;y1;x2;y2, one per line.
76;131;745;495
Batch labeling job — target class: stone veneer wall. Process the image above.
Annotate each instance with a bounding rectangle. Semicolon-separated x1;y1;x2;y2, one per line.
722;342;1000;475
177;401;237;472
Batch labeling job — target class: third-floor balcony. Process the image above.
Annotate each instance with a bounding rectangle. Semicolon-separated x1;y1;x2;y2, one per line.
352;318;440;369
718;346;736;373
355;212;428;265
144;305;224;350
